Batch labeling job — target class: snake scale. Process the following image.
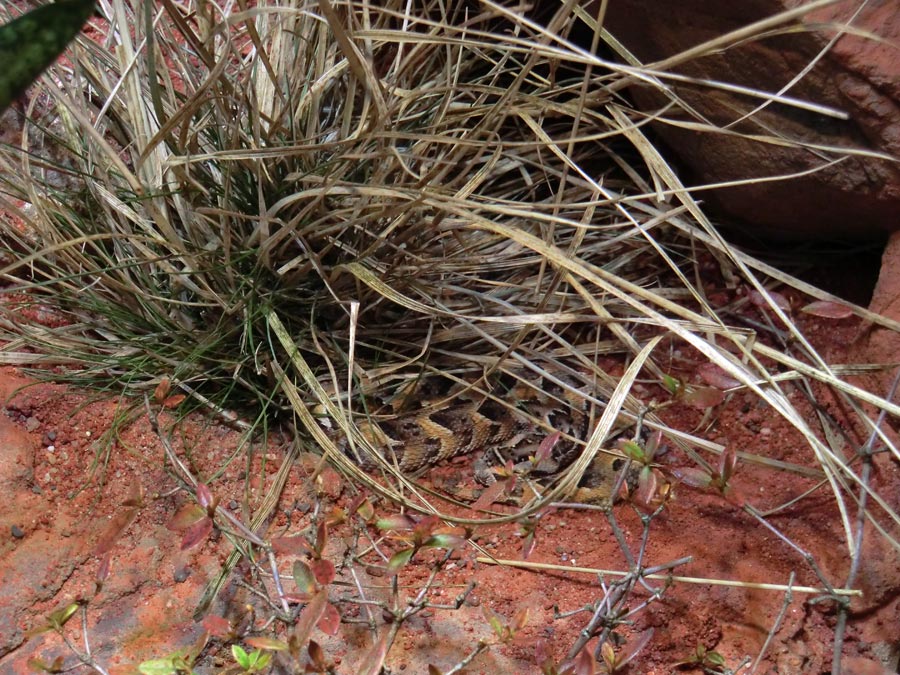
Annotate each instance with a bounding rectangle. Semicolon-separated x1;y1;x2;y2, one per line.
335;371;633;503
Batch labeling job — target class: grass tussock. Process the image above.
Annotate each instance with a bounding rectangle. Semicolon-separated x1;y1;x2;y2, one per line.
1;2;900;667
0;0;898;518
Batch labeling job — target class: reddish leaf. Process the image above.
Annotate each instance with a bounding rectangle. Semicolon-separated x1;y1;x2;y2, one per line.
202;614;232;638
412;515;440;542
511;606;530;632
292;590;328;647
681;386;725;410
801;300;853;319
181;516;213;550
314;521;328;556
271;535;312;556
697;363;742;390
357;629;390;675
94;507;139;555
351;496;375;521
195;483;214;510
574;644;597;675
167;503;206;530
644;430;663;460
618;628;654;668
375;514;415;531
307;640;327;669
317;601;340;636
674;467;713;489
719;446;739;480
96;552;111;587
245;636;288;651
635;467;659;508
521;530;538;560
535;431;561;463
534;639;552;667
749;288;791;311
162;394;187;409
471;478;511;511
154;378;171;402
310;558;335;586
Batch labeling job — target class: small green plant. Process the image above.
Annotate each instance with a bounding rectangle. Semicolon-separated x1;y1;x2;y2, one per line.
599;630;654;674
662;374;726;410
229;644;272;674
619;432;671;509
483;605;530;645
166;482;217;550
674;643;728;672
375;514;466;573
675;446;746;508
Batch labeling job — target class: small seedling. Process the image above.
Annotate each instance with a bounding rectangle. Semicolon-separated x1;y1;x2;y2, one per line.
674;446;746;508
376;514;466;573
483;605;530;644
662;374;725;410
229;644;272;674
166;483;217;550
599;629;654;673
674;643;727;671
619;433;671;509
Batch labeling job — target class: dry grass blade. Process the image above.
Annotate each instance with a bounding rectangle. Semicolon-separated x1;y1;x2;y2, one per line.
1;4;899;669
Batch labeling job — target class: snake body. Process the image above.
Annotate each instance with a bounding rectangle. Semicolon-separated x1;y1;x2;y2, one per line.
344;373;593;475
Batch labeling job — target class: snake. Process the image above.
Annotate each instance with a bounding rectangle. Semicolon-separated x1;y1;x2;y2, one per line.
335;371;635;504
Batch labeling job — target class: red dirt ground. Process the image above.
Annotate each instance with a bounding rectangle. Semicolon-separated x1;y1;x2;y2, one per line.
0;287;899;674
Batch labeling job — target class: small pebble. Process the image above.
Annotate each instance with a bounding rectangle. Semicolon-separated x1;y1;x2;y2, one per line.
11;525;25;539
173;567;191;583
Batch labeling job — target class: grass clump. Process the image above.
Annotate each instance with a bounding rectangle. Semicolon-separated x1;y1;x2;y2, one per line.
3;0;900;672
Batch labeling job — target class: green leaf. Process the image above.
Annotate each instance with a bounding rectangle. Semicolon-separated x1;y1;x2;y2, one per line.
49;602;80;629
387;546;415;572
138;655;190;675
620;440;645;463
292;560;317;596
231;644;250;668
661;374;681;396
707;650;726;666
0;0;96;113
244;636;288;651
376;514;415;531
423;533;465;550
250;651;271;671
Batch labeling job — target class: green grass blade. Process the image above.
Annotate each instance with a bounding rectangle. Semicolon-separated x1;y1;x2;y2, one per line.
0;0;96;113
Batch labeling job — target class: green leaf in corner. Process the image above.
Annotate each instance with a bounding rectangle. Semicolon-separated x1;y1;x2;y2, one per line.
0;0;96;113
